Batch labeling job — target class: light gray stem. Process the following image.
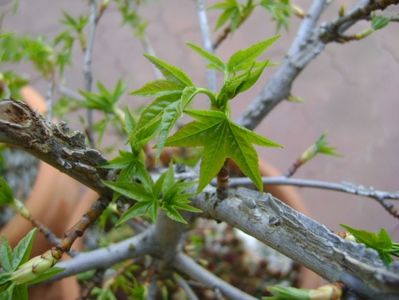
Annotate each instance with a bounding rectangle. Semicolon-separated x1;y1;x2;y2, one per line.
192;187;399;299
83;0;98;146
195;0;218;91
54;227;156;280
174;253;257;300
174;273;199;300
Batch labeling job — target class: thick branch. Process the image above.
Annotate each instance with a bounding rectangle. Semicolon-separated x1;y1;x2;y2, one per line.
53;227;157;280
192;187;399;298
174;253;257;300
0;99;110;195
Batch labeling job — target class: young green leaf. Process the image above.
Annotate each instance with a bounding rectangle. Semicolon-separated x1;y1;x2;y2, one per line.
165;109;282;191
0;177;14;206
12;228;37;270
143;54;194;87
186;43;225;72
341;224;398;265
25;267;64;286
260;0;292;31
130;79;183;97
227;35;279;72
371;15;390;31
0;237;13;272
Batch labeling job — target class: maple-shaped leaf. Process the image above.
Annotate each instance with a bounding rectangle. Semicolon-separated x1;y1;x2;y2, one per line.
103;165;200;224
165;110;282;191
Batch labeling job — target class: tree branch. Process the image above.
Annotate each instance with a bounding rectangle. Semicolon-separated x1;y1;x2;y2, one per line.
83;0;99;147
1;100;398;297
238;0;399;130
237;0;329;129
53;227;157;281
195;0;217;91
192;187;399;298
225;176;399;218
321;0;399;43
174;253;257;300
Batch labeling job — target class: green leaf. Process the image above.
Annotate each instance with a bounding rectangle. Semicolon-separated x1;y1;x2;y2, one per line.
0;237;13;272
130;80;183;97
260;0;292;31
217;61;269;107
166;110;281;191
227;35;279;72
263;285;310;300
156;86;201;155
371;15;390;31
11;284;28;300
186;43;225;72
26;267;64;286
143;54;193;87
12;228;37;269
0;284;15;300
103;181;153;202
0;177;14;206
341;224;396;265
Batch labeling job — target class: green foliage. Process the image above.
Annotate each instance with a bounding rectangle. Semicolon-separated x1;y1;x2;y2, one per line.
300;133;340;164
0;177;14;206
131;55;216;154
166;110;281;191
210;0;255;32
371;15;390;31
0;71;28;99
0;229;37;300
80;80;125;114
104;164;200;224
260;0;292;31
263;285;310;300
341;224;399;265
115;0;148;38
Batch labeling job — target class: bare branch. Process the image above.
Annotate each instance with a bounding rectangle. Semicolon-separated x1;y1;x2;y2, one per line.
174;253;257;300
226;176;399;218
238;0;329;129
83;0;99;147
174;273;199;300
192;187;399;298
321;0;399;43
238;0;399;129
195;0;217;91
53;227;157;281
45;77;55;121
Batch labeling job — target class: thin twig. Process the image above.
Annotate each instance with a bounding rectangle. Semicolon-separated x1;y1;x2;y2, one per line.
174;253;257;300
46;77;55;121
226;176;399;218
213;26;230;50
83;0;99;147
58;85;84;101
195;0;217;91
174;273;199;300
216;160;229;199
147;275;159;300
320;0;399;43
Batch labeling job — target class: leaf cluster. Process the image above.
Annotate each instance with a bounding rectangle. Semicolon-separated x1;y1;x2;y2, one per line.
104;164;200;224
115;0;148;38
0;229;35;299
211;0;292;34
130;37;280;191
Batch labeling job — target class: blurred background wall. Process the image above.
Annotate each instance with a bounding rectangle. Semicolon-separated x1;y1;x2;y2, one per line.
1;0;399;238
